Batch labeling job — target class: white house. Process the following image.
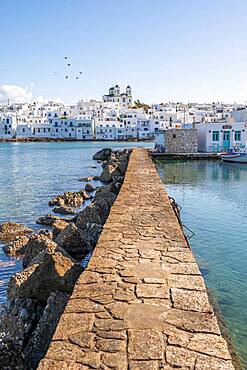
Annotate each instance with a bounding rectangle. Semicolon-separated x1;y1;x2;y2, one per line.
0;115;17;138
230;109;247;122
198;122;247;152
50;117;94;140
16;124;33;138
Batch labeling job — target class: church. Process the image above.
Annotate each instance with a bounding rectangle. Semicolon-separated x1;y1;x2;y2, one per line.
102;85;132;107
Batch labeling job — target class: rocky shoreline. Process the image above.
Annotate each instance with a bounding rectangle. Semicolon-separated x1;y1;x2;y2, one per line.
0;148;131;369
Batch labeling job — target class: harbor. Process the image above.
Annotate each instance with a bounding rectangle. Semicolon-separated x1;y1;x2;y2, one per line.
0;142;246;368
1;0;247;368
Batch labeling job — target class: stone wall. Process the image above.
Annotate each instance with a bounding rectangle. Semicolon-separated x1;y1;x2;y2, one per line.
165;128;198;153
38;148;233;370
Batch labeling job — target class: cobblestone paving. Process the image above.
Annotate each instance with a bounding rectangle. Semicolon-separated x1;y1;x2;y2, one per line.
38;148;234;370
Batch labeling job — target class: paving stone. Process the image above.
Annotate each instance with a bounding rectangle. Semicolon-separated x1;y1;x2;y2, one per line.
68;332;95;349
65;299;104;313
95;330;127;340
195;355;235;369
129;360;160;370
166;345;196;368
95;337;126;352
143;277;167;284
188;333;231;360
38;359;89;370
128;329;165;360
101;353;128;370
170;288;213;313
106;301;128;319
136;283;168;299
76;352;101;368
94;318;127;331
168;275;206;291
166;309;220;334
45;341;83;361
163;262;201;275
124;303;169;330
53;313;95;340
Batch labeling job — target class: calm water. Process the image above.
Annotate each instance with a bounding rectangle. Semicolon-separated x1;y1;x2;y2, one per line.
0;141;153;304
157;160;247;368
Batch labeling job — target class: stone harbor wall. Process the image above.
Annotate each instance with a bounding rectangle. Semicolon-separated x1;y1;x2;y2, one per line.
38;148;234;370
165;128;198;153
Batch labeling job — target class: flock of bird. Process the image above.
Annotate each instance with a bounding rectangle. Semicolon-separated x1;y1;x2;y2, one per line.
54;57;83;80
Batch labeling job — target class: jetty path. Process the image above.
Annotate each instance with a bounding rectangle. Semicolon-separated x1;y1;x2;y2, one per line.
39;148;234;370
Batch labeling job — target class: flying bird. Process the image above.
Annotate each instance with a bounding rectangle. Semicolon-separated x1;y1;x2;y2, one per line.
67;63;71;66
65;75;68;79
65;56;67;59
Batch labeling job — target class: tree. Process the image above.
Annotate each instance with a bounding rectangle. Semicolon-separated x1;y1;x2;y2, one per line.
132;99;151;112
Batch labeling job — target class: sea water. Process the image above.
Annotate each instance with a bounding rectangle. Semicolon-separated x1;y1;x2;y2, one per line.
0;141;153;304
157;159;247;368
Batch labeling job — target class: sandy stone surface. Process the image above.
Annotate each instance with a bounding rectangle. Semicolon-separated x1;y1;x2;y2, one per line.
38;148;234;370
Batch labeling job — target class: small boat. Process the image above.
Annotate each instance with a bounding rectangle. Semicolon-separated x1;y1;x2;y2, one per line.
220;150;247;163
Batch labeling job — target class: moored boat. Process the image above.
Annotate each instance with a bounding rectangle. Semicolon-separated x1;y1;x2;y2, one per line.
220;151;247;163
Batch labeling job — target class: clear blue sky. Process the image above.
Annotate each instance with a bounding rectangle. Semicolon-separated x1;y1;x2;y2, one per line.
1;0;247;103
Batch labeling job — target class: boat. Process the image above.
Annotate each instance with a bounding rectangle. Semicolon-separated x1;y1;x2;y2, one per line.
220;150;247;163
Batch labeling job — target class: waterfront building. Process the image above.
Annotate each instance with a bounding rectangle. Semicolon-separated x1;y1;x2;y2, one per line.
2;85;247;144
155;128;198;153
198;122;247;152
95;117;120;140
0;115;17;138
50;117;94;140
16;124;33;138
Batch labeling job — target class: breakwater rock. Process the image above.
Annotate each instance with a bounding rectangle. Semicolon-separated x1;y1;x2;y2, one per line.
0;148;130;369
0;222;33;243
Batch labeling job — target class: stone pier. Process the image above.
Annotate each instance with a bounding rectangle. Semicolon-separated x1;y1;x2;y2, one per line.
38;148;234;370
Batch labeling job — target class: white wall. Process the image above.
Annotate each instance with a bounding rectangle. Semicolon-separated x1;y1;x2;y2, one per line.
198;122;247;152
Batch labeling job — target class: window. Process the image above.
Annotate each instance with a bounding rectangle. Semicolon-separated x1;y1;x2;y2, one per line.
56;129;58;132
212;131;219;141
235;131;241;141
173;134;176;139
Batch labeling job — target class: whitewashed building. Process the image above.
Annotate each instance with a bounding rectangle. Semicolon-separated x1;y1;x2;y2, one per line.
16;124;33;138
230;109;247;122
102;85;132;108
0;115;17;138
50;117;94;140
198;122;247;152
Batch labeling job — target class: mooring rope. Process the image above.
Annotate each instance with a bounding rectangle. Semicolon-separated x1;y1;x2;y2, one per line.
168;196;195;250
